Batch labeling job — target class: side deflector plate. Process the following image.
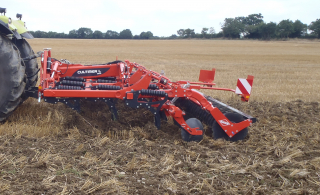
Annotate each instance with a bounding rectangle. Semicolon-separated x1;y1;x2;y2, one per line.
205;96;257;123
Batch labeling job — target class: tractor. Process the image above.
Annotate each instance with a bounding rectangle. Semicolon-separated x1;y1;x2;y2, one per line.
0;7;38;122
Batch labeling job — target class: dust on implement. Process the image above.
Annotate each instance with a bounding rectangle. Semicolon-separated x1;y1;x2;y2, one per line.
0;8;256;142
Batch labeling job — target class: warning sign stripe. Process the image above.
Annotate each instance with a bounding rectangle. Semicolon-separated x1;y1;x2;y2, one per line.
235;78;252;95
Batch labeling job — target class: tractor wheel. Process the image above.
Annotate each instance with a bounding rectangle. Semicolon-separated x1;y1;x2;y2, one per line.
0;34;26;122
13;38;38;94
212;113;248;141
181;118;204;142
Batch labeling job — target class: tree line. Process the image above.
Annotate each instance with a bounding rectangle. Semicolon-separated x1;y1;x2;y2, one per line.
220;14;319;39
29;14;320;40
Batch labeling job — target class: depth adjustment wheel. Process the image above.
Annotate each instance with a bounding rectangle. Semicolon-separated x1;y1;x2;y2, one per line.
181;118;204;142
212;113;248;141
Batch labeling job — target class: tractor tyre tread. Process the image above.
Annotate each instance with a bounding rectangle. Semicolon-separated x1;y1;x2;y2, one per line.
0;34;26;122
13;38;38;90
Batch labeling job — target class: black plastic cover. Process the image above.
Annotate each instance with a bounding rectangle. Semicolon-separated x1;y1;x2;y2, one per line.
21;32;34;39
0;20;13;35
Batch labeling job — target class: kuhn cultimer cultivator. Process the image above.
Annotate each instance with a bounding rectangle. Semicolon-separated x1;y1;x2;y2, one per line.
28;49;256;141
0;8;256;141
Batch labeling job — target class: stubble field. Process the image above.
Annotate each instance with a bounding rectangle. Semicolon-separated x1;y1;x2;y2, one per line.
0;39;320;194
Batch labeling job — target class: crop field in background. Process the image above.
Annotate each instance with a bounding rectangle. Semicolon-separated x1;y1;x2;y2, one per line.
0;39;320;194
29;38;320;102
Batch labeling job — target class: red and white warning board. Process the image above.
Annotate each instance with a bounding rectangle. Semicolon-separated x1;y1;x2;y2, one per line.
235;75;254;101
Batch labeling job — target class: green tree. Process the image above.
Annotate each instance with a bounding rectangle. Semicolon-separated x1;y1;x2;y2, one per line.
309;19;320;38
105;30;119;39
140;31;153;39
184;28;195;38
208;27;215;38
119;29;133;39
177;29;185;37
215;31;224;38
277;19;294;38
133;35;140;39
33;30;48;38
290;20;307;38
56;32;67;38
244;13;264;26
201;28;208;38
47;31;57;38
77;27;93;39
221;18;244;38
68;29;78;38
168;34;178;39
241;13;264;38
258;22;277;40
92;30;103;39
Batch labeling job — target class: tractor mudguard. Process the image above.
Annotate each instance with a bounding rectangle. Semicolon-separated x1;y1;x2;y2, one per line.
20;31;34;39
0;16;22;39
12;19;33;39
0;19;13;35
0;13;31;39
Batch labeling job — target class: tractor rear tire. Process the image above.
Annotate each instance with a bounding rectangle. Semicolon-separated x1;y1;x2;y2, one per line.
13;38;38;95
0;34;26;122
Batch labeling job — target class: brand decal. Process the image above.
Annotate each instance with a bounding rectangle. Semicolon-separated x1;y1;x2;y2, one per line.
72;68;110;77
218;119;230;126
77;69;101;75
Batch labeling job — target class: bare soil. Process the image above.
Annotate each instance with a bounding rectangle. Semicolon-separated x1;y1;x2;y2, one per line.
0;98;319;194
1;39;320;194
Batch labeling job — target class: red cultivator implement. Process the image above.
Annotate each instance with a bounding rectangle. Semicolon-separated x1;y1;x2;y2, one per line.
25;49;256;142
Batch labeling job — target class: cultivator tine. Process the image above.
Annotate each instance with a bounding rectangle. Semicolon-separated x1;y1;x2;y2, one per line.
87;98;119;121
125;90;168;129
159;110;167;121
72;99;81;112
105;99;118;121
154;113;161;129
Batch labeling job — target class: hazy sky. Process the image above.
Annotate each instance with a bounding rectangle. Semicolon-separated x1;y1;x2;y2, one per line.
1;0;319;36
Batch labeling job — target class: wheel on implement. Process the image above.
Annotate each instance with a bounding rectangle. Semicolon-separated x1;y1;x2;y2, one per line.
181;118;204;142
212;113;248;141
13;38;38;100
0;34;26;122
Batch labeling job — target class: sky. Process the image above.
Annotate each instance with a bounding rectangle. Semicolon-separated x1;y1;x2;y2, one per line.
1;0;319;37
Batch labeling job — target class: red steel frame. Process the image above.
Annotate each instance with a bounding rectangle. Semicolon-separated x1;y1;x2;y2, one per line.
38;49;254;138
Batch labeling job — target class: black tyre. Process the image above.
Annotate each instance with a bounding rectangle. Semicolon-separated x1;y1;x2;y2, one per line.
0;34;26;122
212;113;248;141
13;38;38;91
181;118;204;142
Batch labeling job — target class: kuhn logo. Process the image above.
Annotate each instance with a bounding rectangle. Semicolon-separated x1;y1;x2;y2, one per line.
77;70;102;75
218;119;230;126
